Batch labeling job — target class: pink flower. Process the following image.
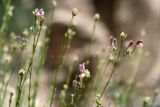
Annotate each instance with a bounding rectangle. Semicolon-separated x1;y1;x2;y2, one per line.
79;63;90;78
34;8;44;17
33;8;45;23
79;63;85;75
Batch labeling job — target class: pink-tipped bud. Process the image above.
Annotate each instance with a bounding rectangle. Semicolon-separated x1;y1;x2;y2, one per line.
132;40;143;54
79;63;85;75
109;36;114;46
136;40;143;47
126;40;134;55
33;8;45;23
109;36;117;51
126;40;134;48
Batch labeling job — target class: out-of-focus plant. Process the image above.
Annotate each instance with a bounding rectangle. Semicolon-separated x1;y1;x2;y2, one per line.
70;63;90;107
47;8;77;107
0;0;14;38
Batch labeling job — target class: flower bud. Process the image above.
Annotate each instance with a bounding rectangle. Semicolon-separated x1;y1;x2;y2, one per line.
94;13;100;21
136;40;143;47
96;94;102;106
120;32;127;39
126;40;134;55
85;69;90;78
52;0;57;7
72;8;78;16
18;69;25;76
110;36;117;51
143;96;150;106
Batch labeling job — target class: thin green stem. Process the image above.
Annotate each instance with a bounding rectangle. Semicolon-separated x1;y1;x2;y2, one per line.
9;93;13;107
28;26;42;107
15;75;23;107
1;50;24;107
100;62;117;98
100;39;123;98
31;39;48;107
48;15;75;107
88;17;97;57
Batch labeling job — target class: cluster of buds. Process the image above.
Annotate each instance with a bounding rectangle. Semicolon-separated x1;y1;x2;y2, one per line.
72;63;90;89
96;94;102;106
109;32;143;59
33;8;45;26
125;40;143;55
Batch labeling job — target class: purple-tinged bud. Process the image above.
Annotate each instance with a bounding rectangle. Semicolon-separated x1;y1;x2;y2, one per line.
127;40;134;47
79;63;85;77
126;40;134;55
136;40;143;47
126;40;143;54
109;36;117;51
109;36;114;46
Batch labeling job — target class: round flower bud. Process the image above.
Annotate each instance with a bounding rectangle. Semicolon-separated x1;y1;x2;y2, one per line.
18;69;25;76
85;69;90;78
94;13;100;21
120;32;127;39
143;96;150;105
52;0;57;7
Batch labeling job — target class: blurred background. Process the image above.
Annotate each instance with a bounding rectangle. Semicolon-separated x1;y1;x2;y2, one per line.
1;0;160;107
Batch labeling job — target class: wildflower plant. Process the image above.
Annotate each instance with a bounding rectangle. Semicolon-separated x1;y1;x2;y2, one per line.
71;62;90;107
48;8;78;107
96;32;143;107
13;8;45;107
